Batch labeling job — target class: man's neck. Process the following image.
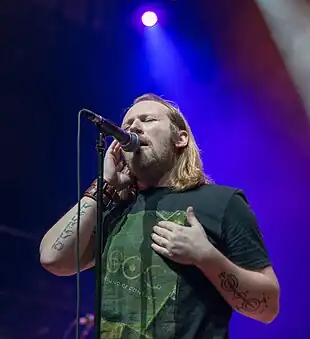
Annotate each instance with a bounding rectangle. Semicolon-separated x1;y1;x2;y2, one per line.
137;168;173;190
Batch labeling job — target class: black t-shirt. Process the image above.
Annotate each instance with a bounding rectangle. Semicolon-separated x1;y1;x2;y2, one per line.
100;184;271;339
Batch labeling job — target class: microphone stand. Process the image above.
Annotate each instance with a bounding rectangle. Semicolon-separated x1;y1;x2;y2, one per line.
94;128;108;339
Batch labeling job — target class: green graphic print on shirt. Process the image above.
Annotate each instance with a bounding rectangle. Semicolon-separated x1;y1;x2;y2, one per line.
101;209;188;339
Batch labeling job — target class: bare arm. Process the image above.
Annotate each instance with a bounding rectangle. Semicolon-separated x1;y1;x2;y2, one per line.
197;249;280;323
40;140;134;276
39;197;96;276
200;192;280;323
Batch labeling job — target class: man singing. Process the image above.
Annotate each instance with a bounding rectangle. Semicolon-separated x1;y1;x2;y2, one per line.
40;94;280;339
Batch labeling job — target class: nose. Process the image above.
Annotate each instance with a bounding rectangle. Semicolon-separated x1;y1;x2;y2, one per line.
129;119;143;134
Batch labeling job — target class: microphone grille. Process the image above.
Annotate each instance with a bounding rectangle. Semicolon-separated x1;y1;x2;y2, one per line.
122;132;140;152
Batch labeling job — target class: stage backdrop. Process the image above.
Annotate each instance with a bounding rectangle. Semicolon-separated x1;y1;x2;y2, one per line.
0;0;309;338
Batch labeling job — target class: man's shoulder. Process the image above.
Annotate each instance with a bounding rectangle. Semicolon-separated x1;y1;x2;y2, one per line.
189;183;241;198
177;184;244;213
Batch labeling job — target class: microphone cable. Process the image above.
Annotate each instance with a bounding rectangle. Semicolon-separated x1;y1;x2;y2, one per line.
75;109;84;339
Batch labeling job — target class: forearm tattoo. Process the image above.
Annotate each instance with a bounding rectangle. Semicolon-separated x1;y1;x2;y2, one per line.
219;272;269;314
51;201;92;252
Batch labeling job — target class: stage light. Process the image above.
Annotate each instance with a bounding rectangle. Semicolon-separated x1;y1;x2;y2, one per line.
142;11;158;27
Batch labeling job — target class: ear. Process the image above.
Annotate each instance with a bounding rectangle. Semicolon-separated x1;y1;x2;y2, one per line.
175;130;189;149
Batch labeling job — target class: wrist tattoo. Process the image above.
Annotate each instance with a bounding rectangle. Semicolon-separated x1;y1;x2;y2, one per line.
51;201;92;252
219;272;269;314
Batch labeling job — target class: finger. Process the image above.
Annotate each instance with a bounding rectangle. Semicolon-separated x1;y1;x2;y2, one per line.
151;233;169;247
157;221;177;231
121;164;130;172
113;141;121;150
153;225;172;239
108;142;122;162
116;160;125;172
121;165;134;179
151;243;171;257
186;206;201;228
111;142;122;154
106;140;118;157
108;139;118;152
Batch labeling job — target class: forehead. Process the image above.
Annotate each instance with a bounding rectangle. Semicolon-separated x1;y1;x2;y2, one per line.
122;100;169;124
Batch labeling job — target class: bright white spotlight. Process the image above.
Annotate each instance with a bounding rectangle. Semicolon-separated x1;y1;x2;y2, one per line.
142;11;158;27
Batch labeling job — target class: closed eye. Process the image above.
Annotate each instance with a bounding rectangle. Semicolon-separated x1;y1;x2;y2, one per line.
144;117;157;122
122;115;157;130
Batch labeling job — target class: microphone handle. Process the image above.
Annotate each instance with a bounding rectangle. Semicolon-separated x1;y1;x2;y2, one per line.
83;109;130;142
82;109;140;152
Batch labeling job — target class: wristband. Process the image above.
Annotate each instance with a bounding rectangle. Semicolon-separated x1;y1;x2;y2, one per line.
84;179;120;207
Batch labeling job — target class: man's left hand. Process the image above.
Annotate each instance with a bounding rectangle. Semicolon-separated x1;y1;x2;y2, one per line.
151;206;214;266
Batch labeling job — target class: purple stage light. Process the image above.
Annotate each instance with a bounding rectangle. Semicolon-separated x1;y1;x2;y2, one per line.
141;11;158;27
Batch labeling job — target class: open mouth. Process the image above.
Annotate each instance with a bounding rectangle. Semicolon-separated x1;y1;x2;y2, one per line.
139;140;149;147
134;140;149;154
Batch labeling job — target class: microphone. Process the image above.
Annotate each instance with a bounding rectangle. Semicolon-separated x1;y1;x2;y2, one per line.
82;109;140;152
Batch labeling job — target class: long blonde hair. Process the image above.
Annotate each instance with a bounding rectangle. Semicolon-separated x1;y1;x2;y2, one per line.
131;93;212;191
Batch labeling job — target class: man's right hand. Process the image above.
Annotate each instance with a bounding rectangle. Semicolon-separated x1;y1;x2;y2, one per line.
103;140;135;190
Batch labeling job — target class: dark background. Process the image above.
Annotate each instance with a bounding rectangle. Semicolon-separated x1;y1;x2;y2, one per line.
1;0;310;338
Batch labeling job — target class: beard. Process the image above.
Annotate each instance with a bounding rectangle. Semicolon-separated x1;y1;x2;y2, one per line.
124;144;175;186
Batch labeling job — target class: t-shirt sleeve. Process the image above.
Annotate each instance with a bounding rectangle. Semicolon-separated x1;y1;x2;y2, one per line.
221;191;271;270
